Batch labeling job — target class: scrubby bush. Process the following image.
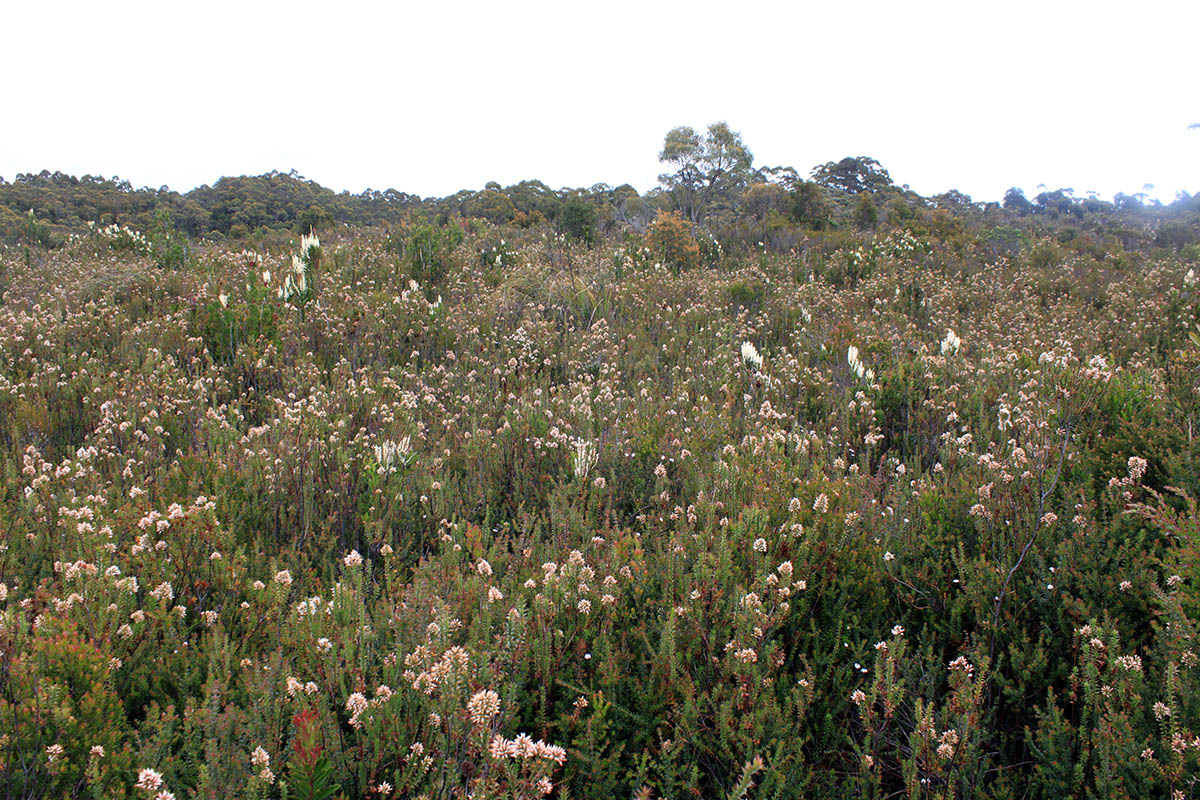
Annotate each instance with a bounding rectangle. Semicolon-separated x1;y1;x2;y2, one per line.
557;198;598;246
647;209;700;272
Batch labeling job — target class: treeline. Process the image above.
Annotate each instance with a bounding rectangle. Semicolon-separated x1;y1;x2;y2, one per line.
3;149;1199;261
0;169;647;246
0;170;420;244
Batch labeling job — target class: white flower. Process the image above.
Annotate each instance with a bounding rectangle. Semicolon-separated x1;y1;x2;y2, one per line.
346;692;369;718
734;647;758;663
373;438;411;474
467;689;501;724
136;768;164;791
251;746;270;767
740;341;763;371
847;345;866;380
940;329;961;356
573;439;598;480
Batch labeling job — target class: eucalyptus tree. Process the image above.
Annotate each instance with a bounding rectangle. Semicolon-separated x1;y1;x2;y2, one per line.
810;156;893;195
658;122;754;225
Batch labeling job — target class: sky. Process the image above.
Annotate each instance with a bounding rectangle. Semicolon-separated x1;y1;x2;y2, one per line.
2;0;1197;204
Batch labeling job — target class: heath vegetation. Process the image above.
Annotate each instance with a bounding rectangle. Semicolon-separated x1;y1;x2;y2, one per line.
1;127;1199;799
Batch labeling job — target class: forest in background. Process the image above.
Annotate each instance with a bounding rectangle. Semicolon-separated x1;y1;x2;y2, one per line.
3;122;1199;263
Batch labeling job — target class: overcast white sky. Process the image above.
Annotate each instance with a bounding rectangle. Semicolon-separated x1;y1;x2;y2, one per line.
2;0;1196;203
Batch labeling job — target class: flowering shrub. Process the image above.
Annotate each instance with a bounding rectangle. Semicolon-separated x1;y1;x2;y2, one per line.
0;216;1197;798
94;221;152;255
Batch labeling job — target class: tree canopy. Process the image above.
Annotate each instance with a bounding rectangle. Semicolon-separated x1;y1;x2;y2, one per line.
810;156;893;194
658;122;754;224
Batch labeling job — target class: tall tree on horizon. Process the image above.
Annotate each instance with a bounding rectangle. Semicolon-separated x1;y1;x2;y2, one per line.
658;122;754;225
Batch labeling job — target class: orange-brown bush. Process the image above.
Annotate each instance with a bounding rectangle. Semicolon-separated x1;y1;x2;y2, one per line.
647;210;701;272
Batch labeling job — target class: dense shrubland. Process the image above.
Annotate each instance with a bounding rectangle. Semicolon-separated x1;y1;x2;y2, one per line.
1;148;1199;800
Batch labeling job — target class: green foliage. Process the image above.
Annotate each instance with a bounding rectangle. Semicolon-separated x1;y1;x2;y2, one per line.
479;237;517;271
404;220;464;289
466;189;517;225
1003;187;1035;214
811;156;893;194
0;625;134;798
853;194;879;230
149;208;189;270
192;266;279;364
788;181;832;230
1030;240;1062;269
981;225;1026;259
726;278;766;315
659;122;754;223
24;207;56;247
558;197;599;246
0;170;420;244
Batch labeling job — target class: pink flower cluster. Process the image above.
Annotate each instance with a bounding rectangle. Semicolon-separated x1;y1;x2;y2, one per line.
487;732;567;764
